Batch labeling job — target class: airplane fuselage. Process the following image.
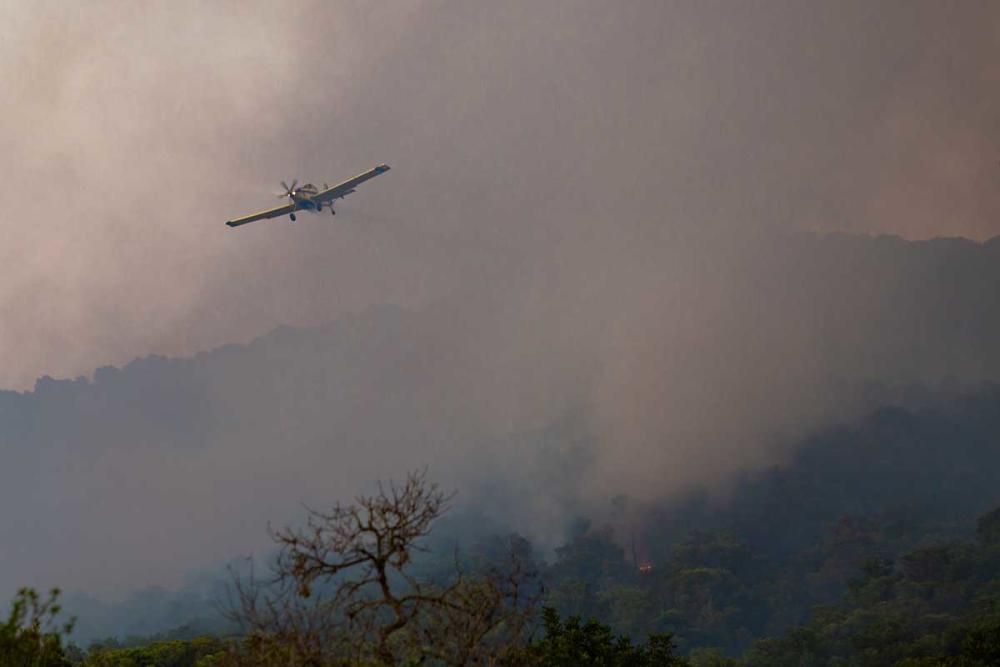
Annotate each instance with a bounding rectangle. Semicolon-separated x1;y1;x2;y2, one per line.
286;184;321;210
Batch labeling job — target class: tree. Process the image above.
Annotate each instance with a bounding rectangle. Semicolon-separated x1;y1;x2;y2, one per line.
225;470;537;665
80;636;227;666
0;588;74;667
510;606;689;666
977;508;1000;547
546;524;631;623
961;615;1000;666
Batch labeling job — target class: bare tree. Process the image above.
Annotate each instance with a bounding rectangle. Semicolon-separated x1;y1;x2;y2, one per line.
224;470;538;666
415;534;539;665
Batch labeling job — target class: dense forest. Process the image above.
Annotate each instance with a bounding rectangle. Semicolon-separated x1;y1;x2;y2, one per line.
5;382;1000;664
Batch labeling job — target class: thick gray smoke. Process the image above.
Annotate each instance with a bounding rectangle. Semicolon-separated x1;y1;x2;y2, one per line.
3;0;1000;388
2;1;1000;601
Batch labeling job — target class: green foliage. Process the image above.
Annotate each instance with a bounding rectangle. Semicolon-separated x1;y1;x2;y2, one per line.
0;588;74;667
545;526;631;623
960;615;1000;665
977;508;1000;547
539;497;1000;664
738;506;1000;666
510;606;688;666
80;636;227;666
546;525;762;653
687;647;738;666
539;390;1000;658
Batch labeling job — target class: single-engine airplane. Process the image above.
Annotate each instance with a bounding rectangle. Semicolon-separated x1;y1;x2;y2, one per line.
225;163;390;228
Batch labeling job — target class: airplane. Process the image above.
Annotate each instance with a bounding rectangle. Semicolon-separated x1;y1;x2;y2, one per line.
225;163;390;228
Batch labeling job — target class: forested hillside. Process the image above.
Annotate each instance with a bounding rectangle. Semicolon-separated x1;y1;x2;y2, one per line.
6;381;997;664
3;233;1000;662
539;382;1000;657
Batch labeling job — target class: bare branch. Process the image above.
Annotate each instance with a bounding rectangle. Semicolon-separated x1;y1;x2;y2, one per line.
225;469;538;665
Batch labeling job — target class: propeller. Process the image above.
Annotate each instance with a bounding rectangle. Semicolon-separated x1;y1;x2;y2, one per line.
278;179;299;198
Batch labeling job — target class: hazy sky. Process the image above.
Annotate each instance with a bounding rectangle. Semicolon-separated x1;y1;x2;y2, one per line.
1;0;999;389
3;1;1000;602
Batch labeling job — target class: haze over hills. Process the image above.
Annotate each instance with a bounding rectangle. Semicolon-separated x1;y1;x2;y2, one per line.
53;364;1000;646
4;2;1000;661
5;1;1000;394
2;231;1000;608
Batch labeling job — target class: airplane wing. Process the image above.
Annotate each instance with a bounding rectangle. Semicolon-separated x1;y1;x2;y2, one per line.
314;164;391;203
225;202;296;228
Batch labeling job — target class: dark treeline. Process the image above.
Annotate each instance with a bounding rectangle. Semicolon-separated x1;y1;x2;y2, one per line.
8;382;1000;664
507;382;1000;660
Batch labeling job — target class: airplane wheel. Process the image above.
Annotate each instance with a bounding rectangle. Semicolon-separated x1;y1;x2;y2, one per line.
331;209;336;216
290;213;297;222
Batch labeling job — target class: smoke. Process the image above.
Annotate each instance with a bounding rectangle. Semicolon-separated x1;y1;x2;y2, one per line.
3;0;999;388
2;0;1000;600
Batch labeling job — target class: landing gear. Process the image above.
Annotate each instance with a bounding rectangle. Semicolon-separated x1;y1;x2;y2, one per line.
289;213;297;222
330;207;336;216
